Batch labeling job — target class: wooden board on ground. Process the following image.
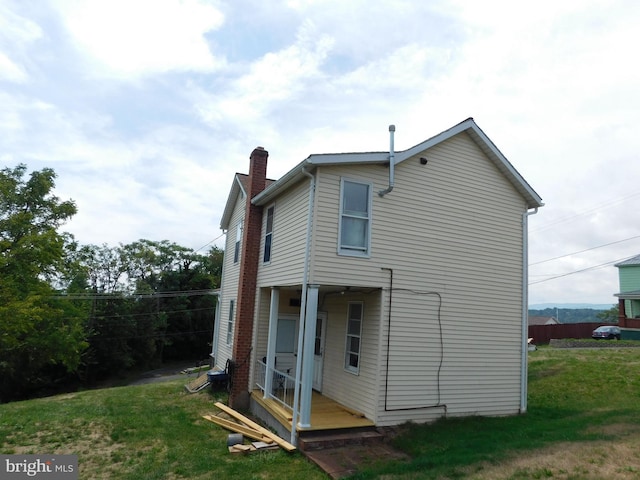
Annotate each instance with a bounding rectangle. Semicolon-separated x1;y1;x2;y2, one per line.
185;373;210;393
202;414;272;443
213;402;296;452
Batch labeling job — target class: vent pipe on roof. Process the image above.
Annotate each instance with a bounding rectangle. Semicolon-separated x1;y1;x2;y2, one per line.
378;125;395;197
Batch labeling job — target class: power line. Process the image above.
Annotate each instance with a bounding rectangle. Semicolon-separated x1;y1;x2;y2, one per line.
530;234;640;266
528;256;629;285
194;233;225;253
531;190;640;233
54;289;217;300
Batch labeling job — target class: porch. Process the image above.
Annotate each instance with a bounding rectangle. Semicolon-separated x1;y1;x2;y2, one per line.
251;389;375;433
252;358;374;433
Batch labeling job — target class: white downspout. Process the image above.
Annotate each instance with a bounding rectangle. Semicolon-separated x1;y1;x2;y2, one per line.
521;206;538;413
378;125;396;197
290;165;315;446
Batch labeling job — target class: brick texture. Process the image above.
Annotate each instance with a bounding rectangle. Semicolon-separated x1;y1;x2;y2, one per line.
230;147;268;410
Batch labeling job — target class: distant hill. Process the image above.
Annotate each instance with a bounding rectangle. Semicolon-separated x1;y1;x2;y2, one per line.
528;306;613;324
529;303;615;310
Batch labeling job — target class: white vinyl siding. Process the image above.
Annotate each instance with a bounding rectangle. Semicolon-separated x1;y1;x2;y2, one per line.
216;191;245;369
310;133;527;424
320;293;380;420
257;179;310;286
338;179;372;257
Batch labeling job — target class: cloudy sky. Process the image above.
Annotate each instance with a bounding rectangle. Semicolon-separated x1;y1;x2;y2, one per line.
2;0;639;306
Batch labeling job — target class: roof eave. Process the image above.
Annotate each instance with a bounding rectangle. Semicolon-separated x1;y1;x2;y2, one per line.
220;175;247;230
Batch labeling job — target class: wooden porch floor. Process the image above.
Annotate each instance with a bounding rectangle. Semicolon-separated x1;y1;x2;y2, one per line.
251;390;375;432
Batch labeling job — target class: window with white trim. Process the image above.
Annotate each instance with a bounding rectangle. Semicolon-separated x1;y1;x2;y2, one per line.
338;179;371;256
233;220;243;264
263;205;274;263
345;302;363;374
226;300;235;345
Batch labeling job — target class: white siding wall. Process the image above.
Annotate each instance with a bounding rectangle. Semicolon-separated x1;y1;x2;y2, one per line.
320;292;381;420
257;179;310;286
310;133;527;424
215;192;246;369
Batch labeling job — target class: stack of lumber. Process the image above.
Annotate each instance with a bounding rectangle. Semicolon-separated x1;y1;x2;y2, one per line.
184;373;210;393
203;401;296;453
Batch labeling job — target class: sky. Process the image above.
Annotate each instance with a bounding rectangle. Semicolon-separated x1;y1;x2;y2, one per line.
1;0;639;306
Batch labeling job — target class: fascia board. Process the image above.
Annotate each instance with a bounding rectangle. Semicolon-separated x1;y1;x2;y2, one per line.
220;175;247;229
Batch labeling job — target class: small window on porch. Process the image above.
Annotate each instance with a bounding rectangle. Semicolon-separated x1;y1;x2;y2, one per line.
276;318;296;353
345;302;363;374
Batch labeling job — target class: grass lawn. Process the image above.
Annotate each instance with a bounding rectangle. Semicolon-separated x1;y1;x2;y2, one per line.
2;346;640;479
357;346;640;480
0;380;324;480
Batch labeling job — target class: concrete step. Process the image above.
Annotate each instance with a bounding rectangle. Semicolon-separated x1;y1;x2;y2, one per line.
298;428;384;451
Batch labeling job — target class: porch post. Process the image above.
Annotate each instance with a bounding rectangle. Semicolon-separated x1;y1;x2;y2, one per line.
299;284;319;428
264;287;279;397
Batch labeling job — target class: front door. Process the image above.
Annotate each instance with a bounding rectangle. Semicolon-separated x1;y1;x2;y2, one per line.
312;312;327;391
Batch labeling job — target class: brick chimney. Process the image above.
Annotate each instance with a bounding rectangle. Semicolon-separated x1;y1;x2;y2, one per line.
230;146;268;410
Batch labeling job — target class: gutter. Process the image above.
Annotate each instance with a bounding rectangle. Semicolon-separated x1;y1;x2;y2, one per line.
521;206;539;413
290;165;315;446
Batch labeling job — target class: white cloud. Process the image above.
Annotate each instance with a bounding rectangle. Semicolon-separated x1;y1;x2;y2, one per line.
3;0;640;304
0;1;43;82
53;0;225;79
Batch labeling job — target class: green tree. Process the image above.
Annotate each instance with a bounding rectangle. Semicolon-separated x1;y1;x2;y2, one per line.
0;164;86;401
596;304;619;324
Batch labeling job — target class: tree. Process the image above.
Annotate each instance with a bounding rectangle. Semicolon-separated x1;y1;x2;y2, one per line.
0;164;86;401
596;304;619;324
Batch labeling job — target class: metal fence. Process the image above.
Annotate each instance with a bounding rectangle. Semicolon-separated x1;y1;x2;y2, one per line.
255;359;296;411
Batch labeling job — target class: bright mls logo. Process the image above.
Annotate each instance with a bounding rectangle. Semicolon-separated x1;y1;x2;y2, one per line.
1;455;78;479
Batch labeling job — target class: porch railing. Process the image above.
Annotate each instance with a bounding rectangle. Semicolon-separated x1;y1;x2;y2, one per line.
255;359;296;411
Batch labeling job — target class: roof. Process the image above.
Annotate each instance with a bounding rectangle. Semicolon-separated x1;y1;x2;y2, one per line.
220;174;276;230
615;254;640;267
615;289;640;299
528;316;559;326
251;118;543;208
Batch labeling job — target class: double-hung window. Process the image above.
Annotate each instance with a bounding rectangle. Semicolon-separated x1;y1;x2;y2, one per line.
226;300;235;345
233;220;243;264
339;179;371;256
263;206;274;263
345;302;363;374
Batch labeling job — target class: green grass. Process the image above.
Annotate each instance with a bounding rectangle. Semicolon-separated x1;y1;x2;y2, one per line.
0;381;325;480
352;347;640;479
2;348;640;479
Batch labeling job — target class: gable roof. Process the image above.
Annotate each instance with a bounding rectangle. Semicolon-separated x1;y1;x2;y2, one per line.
252;118;543;208
528;315;559;326
615;254;640;267
220;174;276;230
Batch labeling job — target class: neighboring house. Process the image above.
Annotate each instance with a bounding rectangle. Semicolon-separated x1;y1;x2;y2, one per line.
210;118;543;445
528;316;559;326
615;254;640;339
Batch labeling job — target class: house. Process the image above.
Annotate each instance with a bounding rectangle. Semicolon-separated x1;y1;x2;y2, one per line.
210;118;543;445
528;315;559;326
615;254;640;339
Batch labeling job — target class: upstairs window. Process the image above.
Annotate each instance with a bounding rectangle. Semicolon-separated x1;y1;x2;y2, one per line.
339;179;371;256
263;206;274;263
233;220;243;264
226;299;235;345
345;302;363;374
